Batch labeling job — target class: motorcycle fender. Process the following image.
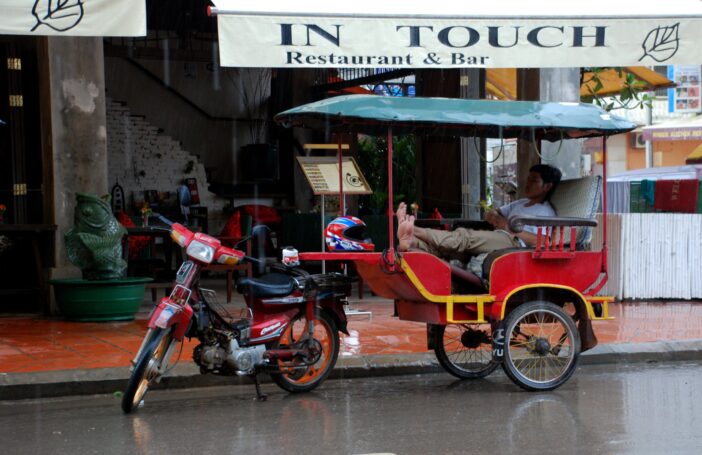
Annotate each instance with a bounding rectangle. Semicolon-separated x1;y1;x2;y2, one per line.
147;297;193;341
324;303;349;335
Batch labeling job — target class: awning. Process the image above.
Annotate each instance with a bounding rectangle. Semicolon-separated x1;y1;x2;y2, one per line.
485;67;675;100
1;0;146;36
609;164;702;181
211;0;702;68
274;95;636;140
642;115;702;141
687;144;702;164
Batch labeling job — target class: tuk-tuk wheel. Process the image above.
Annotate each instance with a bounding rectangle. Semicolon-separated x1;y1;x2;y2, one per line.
433;324;498;379
501;301;581;391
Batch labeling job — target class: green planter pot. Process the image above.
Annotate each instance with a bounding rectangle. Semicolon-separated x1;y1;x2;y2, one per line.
50;277;153;322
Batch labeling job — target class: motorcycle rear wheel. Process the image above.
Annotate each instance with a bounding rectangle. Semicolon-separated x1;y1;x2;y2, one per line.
121;328;175;413
269;310;339;393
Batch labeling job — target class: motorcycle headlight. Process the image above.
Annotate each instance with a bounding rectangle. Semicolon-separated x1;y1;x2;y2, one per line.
186;240;215;263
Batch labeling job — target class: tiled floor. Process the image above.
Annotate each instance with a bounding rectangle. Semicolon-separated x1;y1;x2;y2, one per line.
2;292;701;374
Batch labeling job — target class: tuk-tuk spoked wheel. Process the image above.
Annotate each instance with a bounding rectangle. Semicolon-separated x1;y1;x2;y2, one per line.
502;301;581;391
434;324;498;379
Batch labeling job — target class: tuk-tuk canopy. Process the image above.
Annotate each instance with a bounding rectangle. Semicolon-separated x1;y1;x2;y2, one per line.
274;95;636;141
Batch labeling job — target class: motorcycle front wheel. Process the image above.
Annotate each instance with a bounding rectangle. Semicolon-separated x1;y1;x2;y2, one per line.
122;327;176;413
269;310;339;393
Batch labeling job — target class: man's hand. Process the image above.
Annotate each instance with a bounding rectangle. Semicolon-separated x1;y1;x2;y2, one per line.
485;210;509;231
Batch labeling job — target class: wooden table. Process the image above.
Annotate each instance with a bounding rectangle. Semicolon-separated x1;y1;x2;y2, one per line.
0;224;57;314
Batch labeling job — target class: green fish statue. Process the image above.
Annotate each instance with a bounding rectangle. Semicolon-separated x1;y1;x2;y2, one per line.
65;193;127;280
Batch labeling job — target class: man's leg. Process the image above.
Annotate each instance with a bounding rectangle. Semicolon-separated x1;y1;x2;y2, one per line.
419;228;519;261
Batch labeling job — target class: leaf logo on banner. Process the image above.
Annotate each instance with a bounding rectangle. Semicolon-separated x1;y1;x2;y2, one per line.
639;23;680;63
31;0;85;32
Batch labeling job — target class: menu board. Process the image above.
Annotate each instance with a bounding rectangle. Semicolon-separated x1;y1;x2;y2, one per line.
296;157;372;195
668;65;702;113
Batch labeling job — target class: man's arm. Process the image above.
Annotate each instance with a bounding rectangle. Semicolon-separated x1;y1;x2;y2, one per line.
513;231;538;247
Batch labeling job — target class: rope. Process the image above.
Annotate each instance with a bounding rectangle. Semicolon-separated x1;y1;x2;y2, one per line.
471;127;505;164
530;128;564;160
379;248;402;275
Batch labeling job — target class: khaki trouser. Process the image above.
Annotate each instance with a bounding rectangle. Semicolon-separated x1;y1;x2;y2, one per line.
414;228;521;262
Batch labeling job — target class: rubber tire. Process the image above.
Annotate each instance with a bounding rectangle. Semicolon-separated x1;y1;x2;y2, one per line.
434;324;499;379
121;328;173;413
269;310;339;393
501;301;580;392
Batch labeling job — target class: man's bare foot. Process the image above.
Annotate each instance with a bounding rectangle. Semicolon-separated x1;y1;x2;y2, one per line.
397;215;415;252
396;202;407;222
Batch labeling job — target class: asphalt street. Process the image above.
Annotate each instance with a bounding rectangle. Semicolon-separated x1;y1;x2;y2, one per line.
2;361;702;455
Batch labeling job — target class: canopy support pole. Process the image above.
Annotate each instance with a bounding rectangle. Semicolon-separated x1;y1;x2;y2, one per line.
338;135;345;215
601;136;608;274
387;127;395;255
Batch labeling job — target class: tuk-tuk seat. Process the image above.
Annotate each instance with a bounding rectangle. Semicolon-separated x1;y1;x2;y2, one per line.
448;176;603;289
487;176;601;275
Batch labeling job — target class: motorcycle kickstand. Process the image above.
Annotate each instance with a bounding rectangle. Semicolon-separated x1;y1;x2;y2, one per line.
250;373;267;402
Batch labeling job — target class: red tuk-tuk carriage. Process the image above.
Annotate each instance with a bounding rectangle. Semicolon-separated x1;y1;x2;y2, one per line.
275;94;635;391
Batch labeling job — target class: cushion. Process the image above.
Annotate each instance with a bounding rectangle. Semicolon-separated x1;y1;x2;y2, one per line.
238;204;281;226
116;211;152;261
219;210;242;239
548;175;601;248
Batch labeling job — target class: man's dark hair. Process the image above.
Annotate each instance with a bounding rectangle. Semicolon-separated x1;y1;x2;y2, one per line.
529;164;562;200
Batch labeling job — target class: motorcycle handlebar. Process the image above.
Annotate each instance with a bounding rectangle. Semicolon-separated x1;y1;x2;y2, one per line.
242;255;265;266
158;215;174;227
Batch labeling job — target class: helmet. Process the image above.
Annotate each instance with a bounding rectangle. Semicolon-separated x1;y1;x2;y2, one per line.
324;216;375;252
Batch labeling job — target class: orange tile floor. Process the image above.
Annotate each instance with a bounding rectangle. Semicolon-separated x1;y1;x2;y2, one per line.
1;299;702;374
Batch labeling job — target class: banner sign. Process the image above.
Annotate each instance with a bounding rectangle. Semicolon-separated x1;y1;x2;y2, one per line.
0;0;146;36
642;118;702;141
667;65;702;113
217;15;702;68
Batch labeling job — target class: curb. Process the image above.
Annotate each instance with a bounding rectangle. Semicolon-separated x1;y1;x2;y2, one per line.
2;339;702;401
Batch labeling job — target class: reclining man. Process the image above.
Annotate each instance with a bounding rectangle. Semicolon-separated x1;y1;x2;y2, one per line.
397;164;562;262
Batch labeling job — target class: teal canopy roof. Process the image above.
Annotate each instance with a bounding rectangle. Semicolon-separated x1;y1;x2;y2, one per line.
274;95;636;141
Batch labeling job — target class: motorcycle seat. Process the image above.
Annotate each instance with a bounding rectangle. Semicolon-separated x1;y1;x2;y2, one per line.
237;272;297;298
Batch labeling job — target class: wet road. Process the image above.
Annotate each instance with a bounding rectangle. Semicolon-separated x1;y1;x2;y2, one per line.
2;361;702;455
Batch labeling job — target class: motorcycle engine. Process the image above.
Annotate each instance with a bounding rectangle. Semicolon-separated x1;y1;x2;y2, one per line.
226;339;266;375
194;343;227;372
193;338;265;376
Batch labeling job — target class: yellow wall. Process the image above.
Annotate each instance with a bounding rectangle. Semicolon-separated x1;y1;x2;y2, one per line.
626;133;701;169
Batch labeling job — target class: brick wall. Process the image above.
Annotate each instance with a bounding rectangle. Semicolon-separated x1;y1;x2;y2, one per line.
106;98;228;233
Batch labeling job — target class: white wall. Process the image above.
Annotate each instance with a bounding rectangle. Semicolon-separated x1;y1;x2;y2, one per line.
104;57;248;183
106;99;228;233
592;213;702;299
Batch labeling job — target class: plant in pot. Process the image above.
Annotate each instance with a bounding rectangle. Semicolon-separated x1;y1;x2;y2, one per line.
225;68;278;182
50;193;151;321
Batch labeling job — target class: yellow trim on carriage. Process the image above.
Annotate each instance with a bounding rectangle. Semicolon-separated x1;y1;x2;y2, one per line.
399;258;494;324
499;283;612;321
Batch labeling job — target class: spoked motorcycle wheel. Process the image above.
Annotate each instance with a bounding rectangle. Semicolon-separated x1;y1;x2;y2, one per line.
433;323;498;379
121;328;176;413
269;310;339;393
501;301;581;391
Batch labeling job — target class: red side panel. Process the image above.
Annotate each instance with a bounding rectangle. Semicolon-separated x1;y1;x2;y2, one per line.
401;252;452;296
355;260;425;300
396;299;444;324
489;251;603;301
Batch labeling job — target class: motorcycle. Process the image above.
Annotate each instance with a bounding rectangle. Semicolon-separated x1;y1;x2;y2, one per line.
122;217;351;413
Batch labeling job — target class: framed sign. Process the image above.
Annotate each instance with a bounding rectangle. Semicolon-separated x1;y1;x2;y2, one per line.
668;65;702;113
296;156;372;195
